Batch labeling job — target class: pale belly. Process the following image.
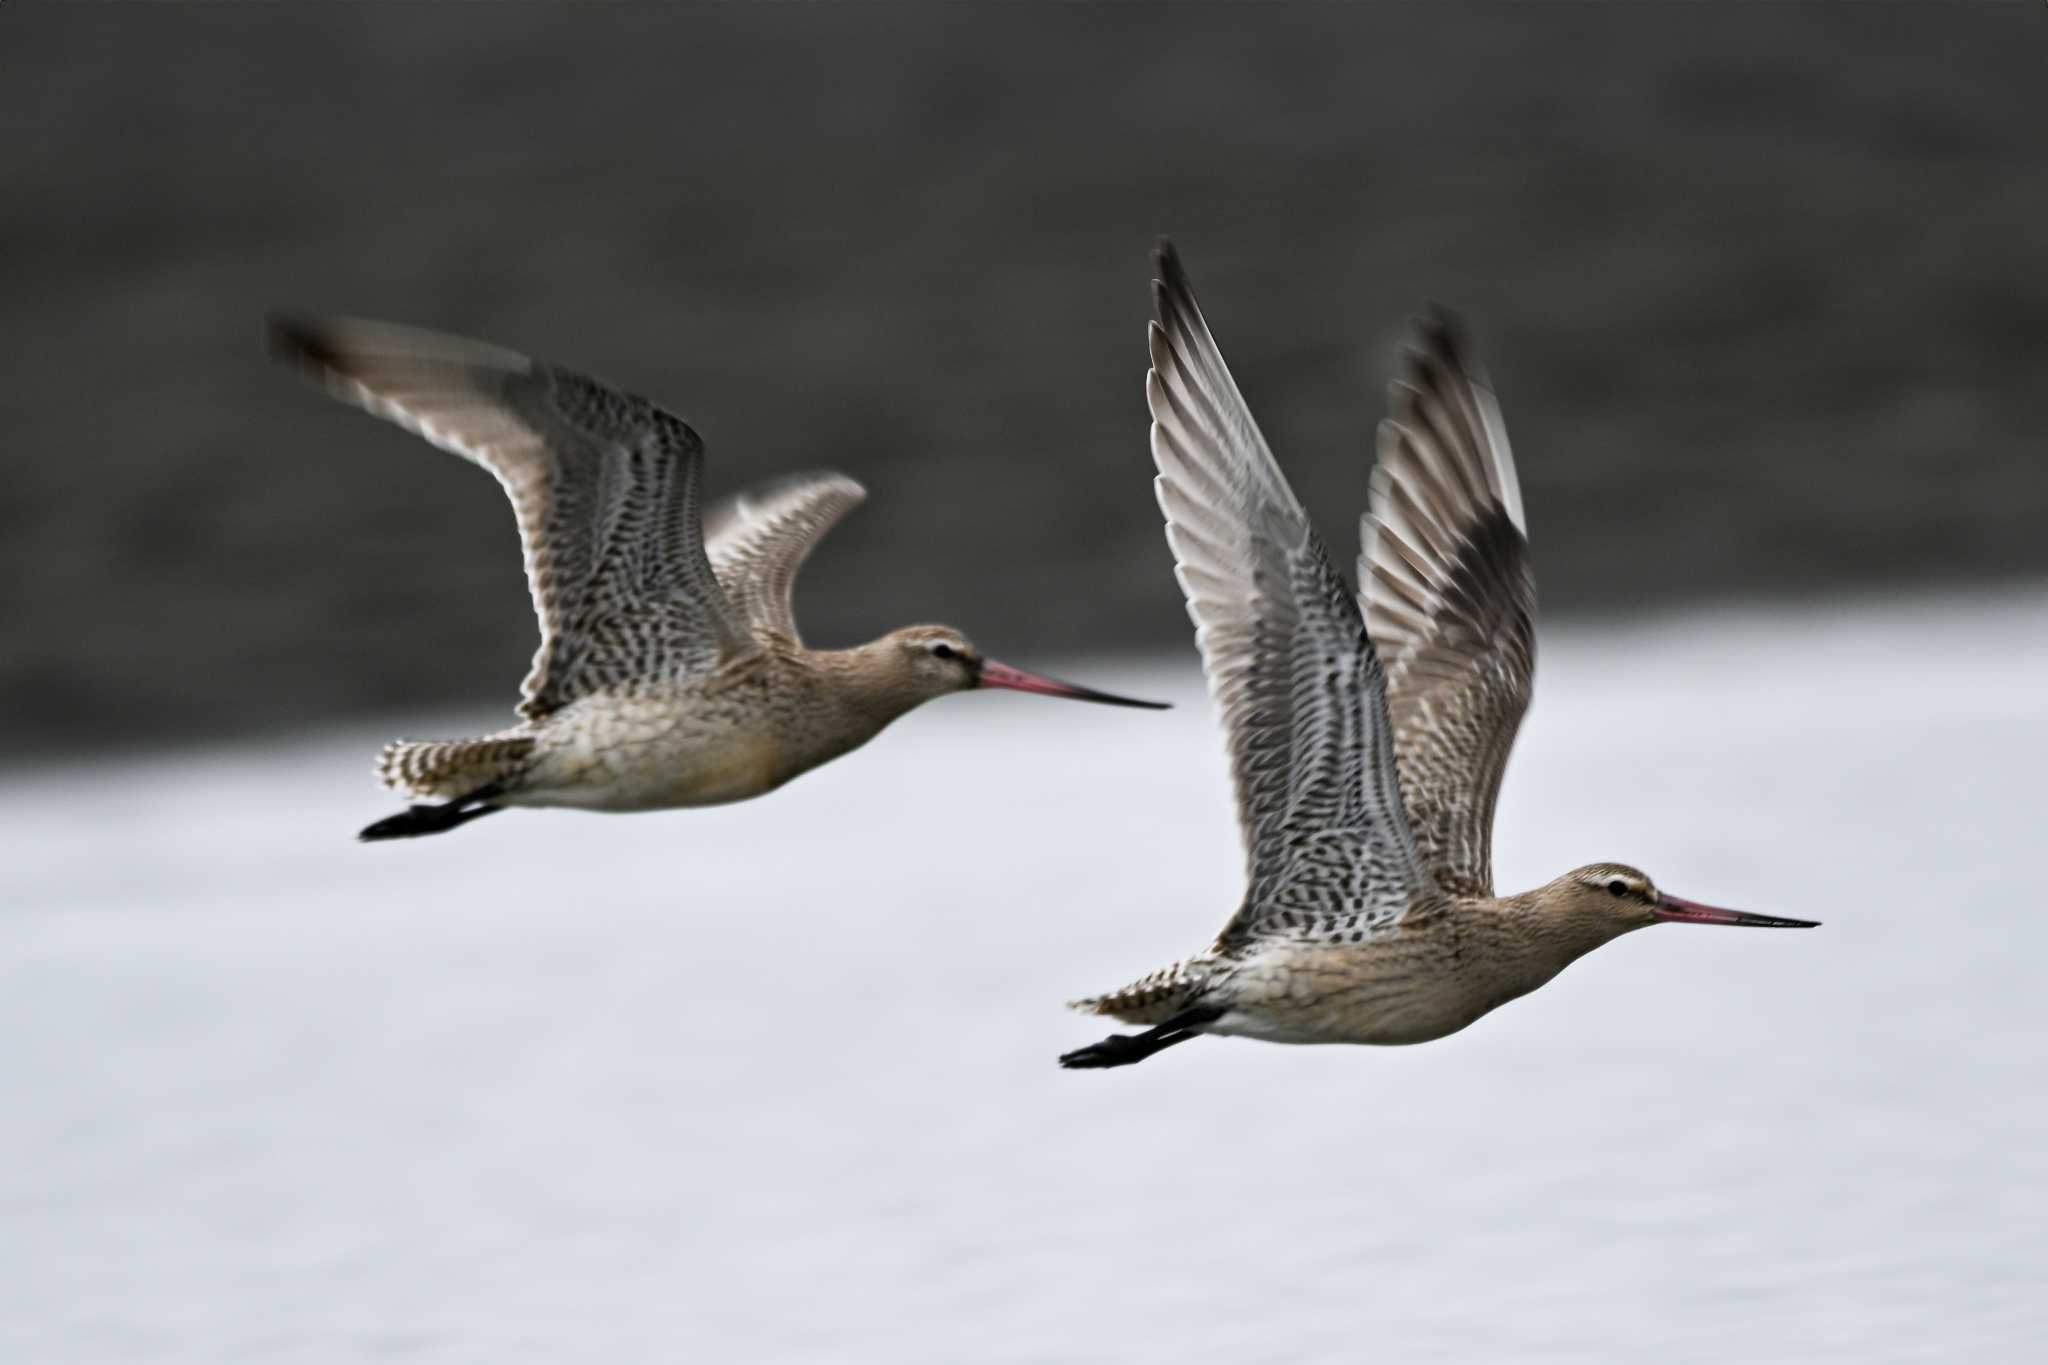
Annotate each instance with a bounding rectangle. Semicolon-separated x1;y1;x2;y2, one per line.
1203;940;1565;1047
504;693;850;812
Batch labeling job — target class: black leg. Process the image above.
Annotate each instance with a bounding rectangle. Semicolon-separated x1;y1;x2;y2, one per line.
357;794;504;842
1059;1007;1224;1070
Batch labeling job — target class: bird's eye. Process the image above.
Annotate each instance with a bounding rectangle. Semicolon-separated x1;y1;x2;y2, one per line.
930;643;956;660
1606;879;1629;898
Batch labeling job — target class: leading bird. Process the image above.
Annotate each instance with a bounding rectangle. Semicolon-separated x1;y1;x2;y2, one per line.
271;318;1165;841
1061;244;1817;1070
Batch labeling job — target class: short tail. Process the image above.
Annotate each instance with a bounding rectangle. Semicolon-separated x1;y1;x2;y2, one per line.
1069;955;1215;1026
376;734;534;802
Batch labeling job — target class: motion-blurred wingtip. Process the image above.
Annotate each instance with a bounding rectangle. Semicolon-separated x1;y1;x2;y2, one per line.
267;314;337;371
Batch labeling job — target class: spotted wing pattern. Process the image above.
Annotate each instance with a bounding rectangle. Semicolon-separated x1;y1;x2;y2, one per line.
1148;243;1431;950
1358;311;1535;896
702;472;867;645
271;318;756;719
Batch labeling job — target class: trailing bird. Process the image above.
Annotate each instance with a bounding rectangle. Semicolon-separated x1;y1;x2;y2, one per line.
270;318;1165;841
1061;243;1817;1070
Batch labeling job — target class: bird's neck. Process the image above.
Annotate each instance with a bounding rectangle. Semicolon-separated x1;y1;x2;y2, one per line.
1491;890;1643;974
809;640;935;730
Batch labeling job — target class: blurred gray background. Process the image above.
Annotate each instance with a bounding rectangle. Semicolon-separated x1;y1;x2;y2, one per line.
5;4;2046;756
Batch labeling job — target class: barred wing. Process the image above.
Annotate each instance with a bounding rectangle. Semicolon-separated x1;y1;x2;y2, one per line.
1149;243;1429;948
272;318;755;718
1359;310;1535;896
702;472;867;645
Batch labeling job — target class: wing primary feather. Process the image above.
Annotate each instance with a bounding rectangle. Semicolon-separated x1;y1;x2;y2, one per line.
1359;306;1536;897
700;472;867;644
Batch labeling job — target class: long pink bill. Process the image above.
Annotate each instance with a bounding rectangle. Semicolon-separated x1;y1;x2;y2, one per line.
976;659;1170;710
1654;893;1820;929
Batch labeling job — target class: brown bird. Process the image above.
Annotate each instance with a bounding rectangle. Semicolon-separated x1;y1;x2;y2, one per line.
1061;243;1816;1070
270;318;1165;841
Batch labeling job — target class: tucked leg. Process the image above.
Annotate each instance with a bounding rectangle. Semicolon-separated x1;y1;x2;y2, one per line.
358;789;505;842
1059;1008;1223;1070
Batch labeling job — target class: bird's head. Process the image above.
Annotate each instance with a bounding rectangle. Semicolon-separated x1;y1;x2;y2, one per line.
886;625;984;700
878;625;1169;710
1548;863;1819;932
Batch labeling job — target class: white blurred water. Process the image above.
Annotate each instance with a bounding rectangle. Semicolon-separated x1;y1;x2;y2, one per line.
4;594;2045;1363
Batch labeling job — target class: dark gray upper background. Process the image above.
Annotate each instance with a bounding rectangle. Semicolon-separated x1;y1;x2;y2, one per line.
5;4;2044;758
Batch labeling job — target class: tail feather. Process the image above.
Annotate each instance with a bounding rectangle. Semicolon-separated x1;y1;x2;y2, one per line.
377;734;534;802
1070;955;1216;1026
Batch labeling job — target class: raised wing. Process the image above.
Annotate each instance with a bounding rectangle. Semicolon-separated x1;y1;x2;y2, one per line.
271;318;755;719
702;472;867;645
1148;242;1431;948
1359;310;1535;896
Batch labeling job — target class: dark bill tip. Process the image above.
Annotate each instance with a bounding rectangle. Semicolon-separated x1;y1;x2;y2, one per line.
976;659;1170;710
1654;893;1820;929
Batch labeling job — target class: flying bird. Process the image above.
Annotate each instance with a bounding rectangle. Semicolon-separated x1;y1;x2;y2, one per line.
1061;243;1816;1070
271;318;1165;841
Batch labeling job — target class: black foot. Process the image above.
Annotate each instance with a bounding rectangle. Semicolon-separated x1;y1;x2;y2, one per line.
1059;1008;1223;1071
358;795;504;842
1060;1034;1161;1069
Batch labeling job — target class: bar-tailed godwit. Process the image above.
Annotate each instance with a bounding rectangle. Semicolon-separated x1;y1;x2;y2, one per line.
271;318;1165;841
1061;244;1817;1069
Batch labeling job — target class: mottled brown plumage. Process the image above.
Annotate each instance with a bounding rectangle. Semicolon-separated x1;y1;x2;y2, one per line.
1061;243;1817;1070
269;317;1165;841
